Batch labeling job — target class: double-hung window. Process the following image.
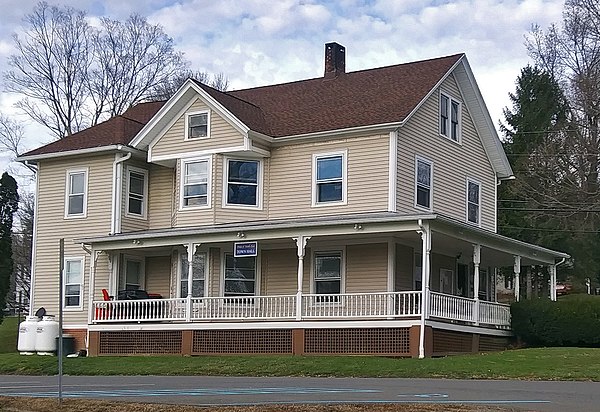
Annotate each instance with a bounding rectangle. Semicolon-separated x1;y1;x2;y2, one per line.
64;257;84;309
181;159;210;208
224;254;256;297
415;157;432;209
123;257;144;290
180;251;206;297
226;159;259;207
186;111;209;139
314;251;343;297
65;169;87;218
467;179;481;225
313;152;346;205
126;167;148;218
440;92;461;142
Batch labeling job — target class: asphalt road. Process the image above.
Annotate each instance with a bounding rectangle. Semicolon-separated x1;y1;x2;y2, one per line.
1;375;598;412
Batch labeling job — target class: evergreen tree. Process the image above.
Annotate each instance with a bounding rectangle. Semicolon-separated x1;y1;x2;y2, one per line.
0;172;19;323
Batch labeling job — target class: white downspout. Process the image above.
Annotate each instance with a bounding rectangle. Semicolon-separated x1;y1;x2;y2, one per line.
111;150;132;235
552;257;567;301
28;164;40;315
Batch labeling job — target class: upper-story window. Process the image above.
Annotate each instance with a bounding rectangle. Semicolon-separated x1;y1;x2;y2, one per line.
467;178;481;225
126;167;148;218
415;157;432;210
65;168;88;218
225;159;260;207
313;151;347;206
440;92;461;142
181;158;210;209
185;111;210;139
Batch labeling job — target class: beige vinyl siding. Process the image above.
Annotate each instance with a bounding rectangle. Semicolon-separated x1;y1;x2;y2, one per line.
397;73;496;231
268;134;389;219
395;244;414;291
209;247;221;296
120;160;149;233
260;248;308;295
32;154;114;325
145;255;171;297
148;165;175;230
151;98;246;158
251;139;271;152
344;243;388;293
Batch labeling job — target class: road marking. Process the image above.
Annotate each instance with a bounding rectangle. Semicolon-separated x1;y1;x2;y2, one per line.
1;383;156;390
397;393;449;398
2;387;380;398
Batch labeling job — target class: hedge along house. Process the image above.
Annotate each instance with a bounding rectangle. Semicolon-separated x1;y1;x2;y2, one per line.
19;43;568;358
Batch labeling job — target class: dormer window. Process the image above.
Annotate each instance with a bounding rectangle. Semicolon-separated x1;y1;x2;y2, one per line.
185;111;209;139
440;92;461;142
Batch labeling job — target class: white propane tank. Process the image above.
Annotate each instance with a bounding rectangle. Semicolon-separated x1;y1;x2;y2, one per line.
35;315;59;355
17;316;40;355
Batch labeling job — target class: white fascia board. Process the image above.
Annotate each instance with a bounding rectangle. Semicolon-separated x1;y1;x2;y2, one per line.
17;145;144;163
455;58;513;179
131;79;251;150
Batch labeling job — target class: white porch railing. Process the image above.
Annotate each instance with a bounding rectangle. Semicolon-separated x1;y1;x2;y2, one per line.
429;291;511;327
302;291;421;319
429;292;475;322
91;290;510;327
479;300;511;326
190;295;297;321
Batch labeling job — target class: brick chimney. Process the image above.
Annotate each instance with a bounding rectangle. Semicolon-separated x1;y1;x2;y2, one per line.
324;42;345;78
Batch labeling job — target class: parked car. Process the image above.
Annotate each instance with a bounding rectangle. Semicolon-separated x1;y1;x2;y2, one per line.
556;282;572;296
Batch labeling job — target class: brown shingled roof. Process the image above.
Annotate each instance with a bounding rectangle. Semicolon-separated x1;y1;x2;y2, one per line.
22;53;463;157
22;101;165;157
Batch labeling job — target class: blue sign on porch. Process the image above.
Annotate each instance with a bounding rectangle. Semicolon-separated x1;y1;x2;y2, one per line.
234;241;257;257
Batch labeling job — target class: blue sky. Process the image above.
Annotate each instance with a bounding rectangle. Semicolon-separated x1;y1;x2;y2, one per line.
0;0;565;183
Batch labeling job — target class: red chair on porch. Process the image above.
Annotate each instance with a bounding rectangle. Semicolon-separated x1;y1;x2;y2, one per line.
95;289;113;321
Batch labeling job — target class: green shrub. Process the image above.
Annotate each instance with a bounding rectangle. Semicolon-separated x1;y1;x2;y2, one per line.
511;296;600;347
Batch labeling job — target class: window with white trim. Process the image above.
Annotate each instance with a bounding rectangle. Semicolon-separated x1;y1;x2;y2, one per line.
181;159;210;208
180;251;206;297
415;157;432;209
123;257;144;291
314;251;342;295
186;111;209;139
226;159;259;207
440;92;461;142
467;179;481;225
65;169;87;218
64;257;84;308
224;254;256;296
126;167;148;217
313;152;346;205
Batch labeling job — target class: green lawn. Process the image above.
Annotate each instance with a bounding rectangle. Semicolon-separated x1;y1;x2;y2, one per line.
1;347;600;380
0;316;19;353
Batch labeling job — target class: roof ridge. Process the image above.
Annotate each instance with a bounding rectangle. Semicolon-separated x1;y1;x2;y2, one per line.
192;79;262;110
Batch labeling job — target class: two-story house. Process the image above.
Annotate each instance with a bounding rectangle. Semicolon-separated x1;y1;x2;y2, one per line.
19;43;568;358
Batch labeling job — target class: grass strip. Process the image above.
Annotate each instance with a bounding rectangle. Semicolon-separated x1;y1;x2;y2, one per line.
1;347;600;381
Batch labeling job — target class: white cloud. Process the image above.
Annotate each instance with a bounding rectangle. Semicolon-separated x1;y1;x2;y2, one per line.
0;0;568;176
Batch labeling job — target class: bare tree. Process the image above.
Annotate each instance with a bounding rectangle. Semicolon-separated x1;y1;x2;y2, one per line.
148;69;229;101
4;2;91;138
4;2;188;139
7;193;34;313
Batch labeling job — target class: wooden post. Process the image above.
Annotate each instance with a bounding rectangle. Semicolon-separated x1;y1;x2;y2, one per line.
293;236;310;321
473;244;481;326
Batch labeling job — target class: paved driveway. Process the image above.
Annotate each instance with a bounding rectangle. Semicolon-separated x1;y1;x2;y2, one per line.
1;375;597;412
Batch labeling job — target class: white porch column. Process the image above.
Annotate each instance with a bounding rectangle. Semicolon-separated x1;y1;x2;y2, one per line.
293;236;311;321
87;248;98;325
418;221;431;359
549;264;557;301
513;255;521;302
473;244;481;326
185;243;199;322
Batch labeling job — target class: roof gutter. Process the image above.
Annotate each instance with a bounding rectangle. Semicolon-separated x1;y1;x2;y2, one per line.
17;144;145;163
